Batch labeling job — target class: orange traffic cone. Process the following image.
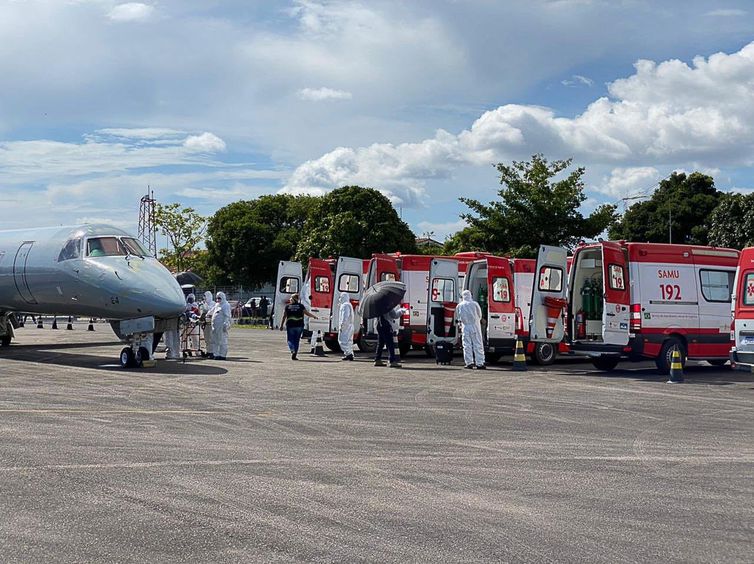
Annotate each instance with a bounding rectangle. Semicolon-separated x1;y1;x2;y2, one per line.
543;297;567;339
442;302;457;337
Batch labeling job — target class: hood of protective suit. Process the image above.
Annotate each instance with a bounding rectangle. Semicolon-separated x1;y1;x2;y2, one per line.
216;291;228;304
461;290;473;302
204;291;213;304
338;292;351;305
186;293;195;303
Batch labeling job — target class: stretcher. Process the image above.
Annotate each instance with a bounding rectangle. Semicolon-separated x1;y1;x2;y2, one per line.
180;313;207;359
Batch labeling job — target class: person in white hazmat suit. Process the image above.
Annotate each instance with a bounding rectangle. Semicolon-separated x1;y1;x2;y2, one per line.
201;291;215;358
337;292;355;361
163;317;181;360
211;291;232;360
456;290;486;369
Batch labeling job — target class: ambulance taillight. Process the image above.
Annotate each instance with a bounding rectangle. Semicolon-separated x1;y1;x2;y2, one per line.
401;303;410;326
730;320;735;343
630;304;642;332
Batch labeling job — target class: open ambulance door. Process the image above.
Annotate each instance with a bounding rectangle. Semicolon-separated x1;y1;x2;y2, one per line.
273;260;302;329
529;246;568;343
305;258;332;335
601;242;630;346
332;256;364;334
364;256;400;335
486;257;516;341
427;258;459;346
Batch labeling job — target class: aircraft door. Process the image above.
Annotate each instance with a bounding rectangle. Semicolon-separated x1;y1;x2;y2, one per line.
332;257;363;333
487;257;516;341
273;260;303;329
427;258;459;345
529;245;567;343
305;259;332;335
601;242;630;346
13;241;37;305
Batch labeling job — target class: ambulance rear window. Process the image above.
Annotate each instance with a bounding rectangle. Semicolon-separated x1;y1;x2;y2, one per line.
431;278;456;302
381;272;397;282
279;276;299;293
314;276;330;293
609;264;625;291
741;272;754;306
700;269;734;303
338;274;360;292
538;266;563;292
492;277;510;302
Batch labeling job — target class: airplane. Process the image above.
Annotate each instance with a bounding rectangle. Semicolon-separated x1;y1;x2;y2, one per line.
0;224;187;368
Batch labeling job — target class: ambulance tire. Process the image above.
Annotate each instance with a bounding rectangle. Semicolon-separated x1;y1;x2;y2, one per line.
656;338;686;375
357;338;375;353
530;343;556;366
399;342;411;357
485;352;502;364
424;345;435;358
1;335;11;347
591;355;619;372
324;338;341;352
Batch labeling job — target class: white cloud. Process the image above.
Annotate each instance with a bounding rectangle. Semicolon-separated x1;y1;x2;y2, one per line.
183;132;227;153
416;219;468;240
284;41;754;200
596;167;660;199
297;87;353;101
107;3;154;22
562;74;594;87
705;9;747;17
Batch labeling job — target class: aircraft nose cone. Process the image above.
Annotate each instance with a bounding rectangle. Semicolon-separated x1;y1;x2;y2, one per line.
120;260;188;318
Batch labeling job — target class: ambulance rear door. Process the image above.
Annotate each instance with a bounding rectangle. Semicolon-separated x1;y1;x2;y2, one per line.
529;245;567;343
487;257;516;341
364;256;400;335
427;258;459;345
273;260;302;329
332;256;363;333
306;258;332;335
601;242;630;346
734;248;754;360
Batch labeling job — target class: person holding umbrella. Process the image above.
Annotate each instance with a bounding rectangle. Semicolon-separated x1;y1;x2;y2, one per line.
359;280;407;369
279;293;317;360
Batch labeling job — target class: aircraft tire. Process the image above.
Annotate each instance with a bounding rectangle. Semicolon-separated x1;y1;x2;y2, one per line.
136;347;150;367
120;347;137;369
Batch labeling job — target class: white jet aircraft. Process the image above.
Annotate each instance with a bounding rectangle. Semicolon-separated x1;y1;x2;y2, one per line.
0;224;187;368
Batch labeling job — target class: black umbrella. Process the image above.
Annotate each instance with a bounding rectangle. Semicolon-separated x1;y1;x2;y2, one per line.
175;271;203;286
358;281;406;319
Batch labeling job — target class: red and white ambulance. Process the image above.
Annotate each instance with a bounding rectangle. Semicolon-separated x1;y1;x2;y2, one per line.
730;246;754;371
541;241;739;373
460;253;568;364
275;256;365;350
364;254;461;355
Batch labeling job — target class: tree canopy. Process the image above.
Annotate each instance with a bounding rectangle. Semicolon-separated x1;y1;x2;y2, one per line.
205;194;316;287
294;186;417;261
154;202;207;272
459;154;617;257
608;172;723;244
707;193;754;249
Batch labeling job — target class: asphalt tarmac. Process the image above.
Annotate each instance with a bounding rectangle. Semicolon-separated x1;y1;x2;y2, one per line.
0;322;752;563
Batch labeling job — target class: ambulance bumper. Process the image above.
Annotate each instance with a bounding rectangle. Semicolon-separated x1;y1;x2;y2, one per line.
730;349;754;372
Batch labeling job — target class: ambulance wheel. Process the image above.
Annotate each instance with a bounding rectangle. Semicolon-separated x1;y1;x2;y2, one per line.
0;336;10;347
424;345;435;358
591;355;619;372
655;338;686;375
357;338;375;353
530;343;556;366
399;342;411;357
324;338;342;352
485;352;502;364
120;347;137;369
707;359;729;367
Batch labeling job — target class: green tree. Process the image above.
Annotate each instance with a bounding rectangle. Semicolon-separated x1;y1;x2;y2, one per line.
154;202;207;272
205;194;317;287
609;172;723;244
459;154;617;257
294;186;417;261
442;226;488;255
708;193;754;249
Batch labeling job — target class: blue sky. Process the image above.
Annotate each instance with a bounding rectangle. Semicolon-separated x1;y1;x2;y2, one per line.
2;0;754;242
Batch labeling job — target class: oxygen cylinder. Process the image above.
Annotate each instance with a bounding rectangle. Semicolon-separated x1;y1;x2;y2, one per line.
575;309;586;339
581;280;593;320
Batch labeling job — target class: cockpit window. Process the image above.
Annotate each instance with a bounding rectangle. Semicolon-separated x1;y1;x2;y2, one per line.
58;238;82;262
87;237;127;257
122;237;150;257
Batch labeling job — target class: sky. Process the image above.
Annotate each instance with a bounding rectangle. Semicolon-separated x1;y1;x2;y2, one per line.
2;0;754;242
